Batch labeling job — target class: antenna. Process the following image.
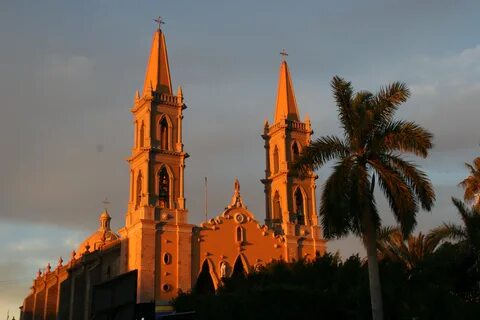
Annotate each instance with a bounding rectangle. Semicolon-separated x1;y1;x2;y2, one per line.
204;177;208;221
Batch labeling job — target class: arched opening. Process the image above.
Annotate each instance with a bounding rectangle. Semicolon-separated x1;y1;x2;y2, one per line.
273;146;279;174
294;188;305;225
195;260;215;294
139;122;145;148
160;117;169;150
236;226;245;243
135;171;142;209
231;256;247;278
158;167;170;208
273;191;281;220
292;142;300;161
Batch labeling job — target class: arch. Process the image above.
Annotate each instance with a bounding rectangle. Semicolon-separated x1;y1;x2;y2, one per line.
236;226;245;243
273;145;279;174
158;114;173;150
134;120;138;148
157;165;174;209
273;191;281;220
292;141;300;161
139;121;145;148
294;187;306;225
231;255;248;278
195;260;216;294
135;171;143;209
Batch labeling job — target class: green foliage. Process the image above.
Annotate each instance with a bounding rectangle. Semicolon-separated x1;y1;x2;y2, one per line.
172;252;480;320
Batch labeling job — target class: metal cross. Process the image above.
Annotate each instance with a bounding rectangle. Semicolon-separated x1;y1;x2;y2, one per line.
280;49;288;60
154;16;165;30
102;197;111;210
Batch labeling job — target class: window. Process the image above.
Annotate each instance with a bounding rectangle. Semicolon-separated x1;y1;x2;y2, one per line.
273;146;279;174
163;252;172;265
139;122;145;148
160;117;169;150
292;142;300;161
158;167;170;208
135;171;143;209
294;188;305;225
236;226;245;242
273;191;281;220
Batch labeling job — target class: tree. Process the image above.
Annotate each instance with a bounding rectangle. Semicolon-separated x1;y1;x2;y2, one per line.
430;198;480;300
431;198;480;262
377;226;443;270
459;157;480;209
293;76;435;320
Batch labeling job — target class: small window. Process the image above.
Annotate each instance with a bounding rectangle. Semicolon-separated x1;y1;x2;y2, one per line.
292;142;300;161
158;167;170;208
163;252;172;265
160;117;169;150
136;171;143;209
273;146;279;174
236;226;245;243
273;191;281;220
139;122;145;148
162;283;172;292
294;188;305;225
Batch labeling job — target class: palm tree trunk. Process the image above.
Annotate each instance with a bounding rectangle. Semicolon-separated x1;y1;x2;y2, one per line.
363;215;384;320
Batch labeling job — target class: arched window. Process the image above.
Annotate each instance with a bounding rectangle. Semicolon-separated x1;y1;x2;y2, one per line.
134;121;138;148
294;188;305;225
160;117;169;150
292;142;300;161
195;260;215;294
236;226;245;243
273;191;281;220
135;171;143;209
139;122;145;148
232;256;246;278
158;167;170;208
273;146;279;174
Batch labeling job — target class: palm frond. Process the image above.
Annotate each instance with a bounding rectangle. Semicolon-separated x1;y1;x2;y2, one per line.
372;82;410;127
374;120;433;157
382;154;435;211
320;157;356;239
331;76;355;142
292;135;348;177
368;158;417;237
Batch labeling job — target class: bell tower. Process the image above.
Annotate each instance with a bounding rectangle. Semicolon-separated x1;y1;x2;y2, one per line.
262;55;319;236
120;22;192;304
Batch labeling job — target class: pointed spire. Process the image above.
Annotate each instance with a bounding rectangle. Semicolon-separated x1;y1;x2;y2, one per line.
274;58;300;123
142;27;172;96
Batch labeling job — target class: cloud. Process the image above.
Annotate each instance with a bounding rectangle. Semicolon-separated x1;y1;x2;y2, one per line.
47;55;95;80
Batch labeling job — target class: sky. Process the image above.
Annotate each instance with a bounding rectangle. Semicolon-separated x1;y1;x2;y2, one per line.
1;0;480;316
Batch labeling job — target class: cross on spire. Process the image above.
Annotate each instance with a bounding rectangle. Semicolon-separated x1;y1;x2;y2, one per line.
102;197;111;210
154;16;165;30
280;49;288;61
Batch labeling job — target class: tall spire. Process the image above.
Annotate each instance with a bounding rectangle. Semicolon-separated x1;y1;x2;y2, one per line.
142;24;172;95
274;57;300;123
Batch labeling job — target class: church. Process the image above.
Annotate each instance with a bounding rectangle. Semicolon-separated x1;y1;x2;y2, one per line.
19;24;326;319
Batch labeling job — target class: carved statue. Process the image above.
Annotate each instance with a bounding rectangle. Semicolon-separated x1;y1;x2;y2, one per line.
220;261;228;278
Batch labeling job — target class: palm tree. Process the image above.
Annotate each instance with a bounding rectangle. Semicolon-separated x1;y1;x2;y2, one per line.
430;197;480;258
377;226;443;270
293;76;435;320
459;157;480;209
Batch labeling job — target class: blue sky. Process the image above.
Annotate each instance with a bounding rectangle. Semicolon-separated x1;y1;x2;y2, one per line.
1;0;480;316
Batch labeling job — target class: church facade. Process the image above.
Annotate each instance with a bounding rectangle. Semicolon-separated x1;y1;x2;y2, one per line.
19;26;326;319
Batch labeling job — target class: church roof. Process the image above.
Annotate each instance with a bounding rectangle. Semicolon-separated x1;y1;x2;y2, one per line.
76;209;119;258
142;27;172;95
274;60;300;123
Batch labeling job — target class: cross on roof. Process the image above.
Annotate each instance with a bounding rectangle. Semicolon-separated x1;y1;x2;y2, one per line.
280;49;288;60
154;16;165;30
102;197;111;210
